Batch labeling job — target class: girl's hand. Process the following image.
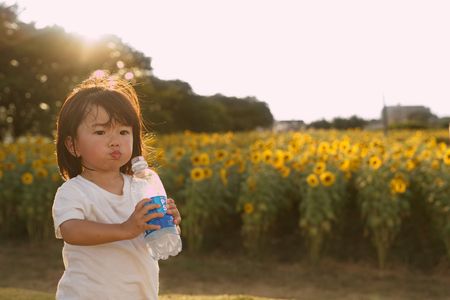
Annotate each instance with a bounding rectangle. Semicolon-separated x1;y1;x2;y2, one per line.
121;198;163;239
166;198;181;225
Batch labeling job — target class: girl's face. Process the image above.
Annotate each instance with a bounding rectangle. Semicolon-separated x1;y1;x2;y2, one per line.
67;105;133;174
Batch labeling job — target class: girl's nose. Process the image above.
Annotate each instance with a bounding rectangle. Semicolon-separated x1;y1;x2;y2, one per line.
109;137;119;147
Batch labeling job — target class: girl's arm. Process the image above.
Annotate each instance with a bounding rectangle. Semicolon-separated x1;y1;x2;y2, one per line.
60;199;163;246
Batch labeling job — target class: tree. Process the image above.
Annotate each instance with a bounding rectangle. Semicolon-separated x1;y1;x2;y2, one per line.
0;4;274;137
0;4;151;138
211;95;273;131
308;119;332;129
332;115;368;129
138;80;273;133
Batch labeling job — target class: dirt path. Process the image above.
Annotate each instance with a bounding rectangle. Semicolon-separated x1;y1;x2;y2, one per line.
1;240;450;300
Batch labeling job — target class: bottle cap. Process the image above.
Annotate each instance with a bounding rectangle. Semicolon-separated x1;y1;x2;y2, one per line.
131;156;148;173
131;156;145;165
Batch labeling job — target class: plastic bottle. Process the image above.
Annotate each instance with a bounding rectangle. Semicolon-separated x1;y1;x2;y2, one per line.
131;156;182;260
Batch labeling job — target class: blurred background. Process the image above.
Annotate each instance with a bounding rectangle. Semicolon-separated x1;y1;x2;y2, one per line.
1;1;450;299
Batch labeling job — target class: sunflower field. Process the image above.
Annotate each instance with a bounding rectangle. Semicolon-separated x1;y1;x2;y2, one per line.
2;129;450;268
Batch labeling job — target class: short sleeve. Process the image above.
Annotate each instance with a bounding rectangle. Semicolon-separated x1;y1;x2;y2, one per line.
52;184;87;239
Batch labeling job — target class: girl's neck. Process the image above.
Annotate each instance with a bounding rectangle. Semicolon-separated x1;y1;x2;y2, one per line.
81;170;124;196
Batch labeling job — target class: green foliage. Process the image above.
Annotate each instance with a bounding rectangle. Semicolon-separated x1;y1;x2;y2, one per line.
0;136;62;240
308;115;369;130
238;163;295;255
297;164;347;263
137;78;273;133
0;4;151;138
0;4;274;139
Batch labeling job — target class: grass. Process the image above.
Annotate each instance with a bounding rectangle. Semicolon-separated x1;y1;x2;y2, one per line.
0;288;53;300
0;288;269;300
1;239;450;299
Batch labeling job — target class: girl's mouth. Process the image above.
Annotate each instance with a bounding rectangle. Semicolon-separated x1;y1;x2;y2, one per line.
110;151;122;159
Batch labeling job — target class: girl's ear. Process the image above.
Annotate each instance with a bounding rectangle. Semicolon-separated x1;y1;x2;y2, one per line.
65;136;78;157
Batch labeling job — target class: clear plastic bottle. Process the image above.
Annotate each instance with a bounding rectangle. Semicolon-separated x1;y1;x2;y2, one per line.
131;156;182;260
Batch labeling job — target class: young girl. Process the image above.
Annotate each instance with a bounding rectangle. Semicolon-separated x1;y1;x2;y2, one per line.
52;72;181;299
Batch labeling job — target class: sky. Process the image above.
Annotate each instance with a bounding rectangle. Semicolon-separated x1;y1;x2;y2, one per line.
5;0;450;122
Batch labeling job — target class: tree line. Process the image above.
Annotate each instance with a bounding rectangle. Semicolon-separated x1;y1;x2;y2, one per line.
0;4;273;139
307;113;449;130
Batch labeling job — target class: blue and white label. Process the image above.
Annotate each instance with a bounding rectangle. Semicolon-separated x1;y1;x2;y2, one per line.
144;195;175;236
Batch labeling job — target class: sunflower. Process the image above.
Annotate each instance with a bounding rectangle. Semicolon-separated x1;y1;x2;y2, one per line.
283;151;293;162
320;171;336;187
191;154;201;165
35;167;49;178
199;153;210;165
406;159;416;171
215;149;227;161
313;161;326;175
243;202;254;214
339;140;350;153
318;141;330;155
431;159;440;170
190;167;205;181
272;150;284;169
253;140;265;151
288;140;300;153
369;156;382;170
405;148;416;159
390;178;407;194
306;174;319;188
360;148;369;158
174;147;186;160
443;149;450;165
225;159;236;168
32;159;44;169
279;166;291;178
203;168;213;178
21;172;34;185
250;151;261;164
262;149;273;164
17;153;26;165
339;159;351;172
418;150;431;161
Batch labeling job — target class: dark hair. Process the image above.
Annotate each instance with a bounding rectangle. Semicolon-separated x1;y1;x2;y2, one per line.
56;72;147;180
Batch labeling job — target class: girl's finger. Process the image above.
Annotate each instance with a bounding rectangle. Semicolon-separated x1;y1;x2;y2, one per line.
166;208;178;216
145;224;161;231
144;212;164;222
142;203;161;214
136;198;149;209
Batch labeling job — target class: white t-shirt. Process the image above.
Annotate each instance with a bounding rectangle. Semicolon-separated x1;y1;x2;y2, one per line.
52;172;164;300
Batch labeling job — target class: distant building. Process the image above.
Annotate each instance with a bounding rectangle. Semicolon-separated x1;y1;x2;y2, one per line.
272;120;306;132
381;104;433;126
364;120;384;130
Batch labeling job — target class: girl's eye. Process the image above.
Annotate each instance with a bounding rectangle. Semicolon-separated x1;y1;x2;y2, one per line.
120;130;131;135
94;131;106;135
